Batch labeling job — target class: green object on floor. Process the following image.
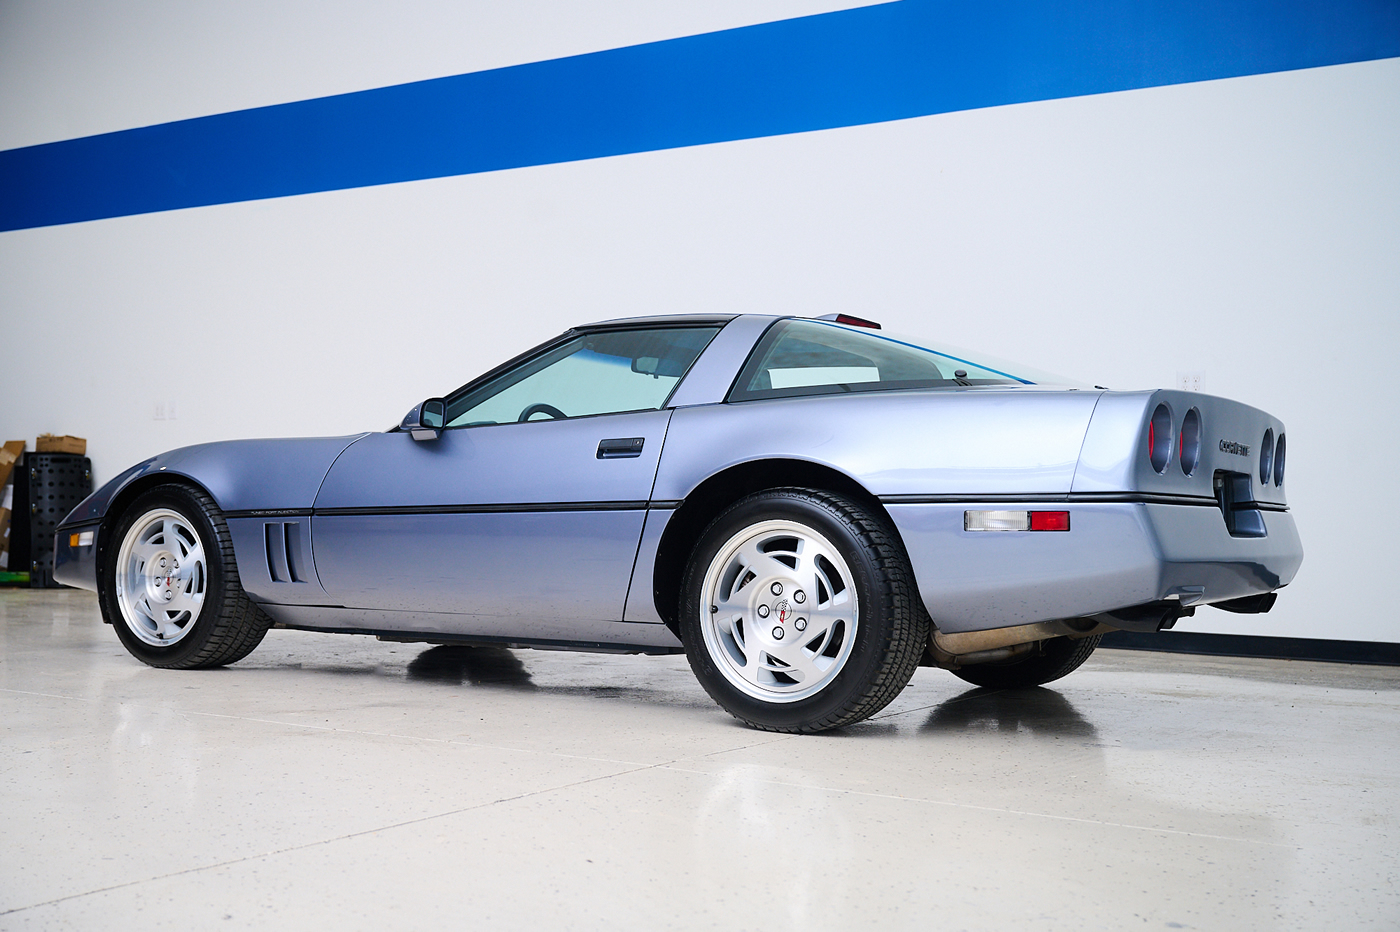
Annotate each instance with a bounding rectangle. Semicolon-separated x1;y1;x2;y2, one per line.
0;571;31;585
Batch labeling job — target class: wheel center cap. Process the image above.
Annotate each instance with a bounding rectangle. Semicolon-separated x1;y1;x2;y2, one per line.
774;598;791;624
147;552;178;600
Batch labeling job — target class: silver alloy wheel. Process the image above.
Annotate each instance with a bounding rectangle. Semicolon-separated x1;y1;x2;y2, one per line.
699;519;859;703
114;508;208;647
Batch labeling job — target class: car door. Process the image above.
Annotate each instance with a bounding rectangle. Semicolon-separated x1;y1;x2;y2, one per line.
310;325;720;639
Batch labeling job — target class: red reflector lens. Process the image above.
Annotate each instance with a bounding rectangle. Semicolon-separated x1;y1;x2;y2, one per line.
1029;511;1070;531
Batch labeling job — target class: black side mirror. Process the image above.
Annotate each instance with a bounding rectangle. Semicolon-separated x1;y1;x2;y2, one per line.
403;398;446;441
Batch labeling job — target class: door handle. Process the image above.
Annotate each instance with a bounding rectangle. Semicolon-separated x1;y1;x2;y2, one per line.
597;437;645;459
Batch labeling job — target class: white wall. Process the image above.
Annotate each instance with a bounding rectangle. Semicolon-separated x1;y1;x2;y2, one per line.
1;3;1396;642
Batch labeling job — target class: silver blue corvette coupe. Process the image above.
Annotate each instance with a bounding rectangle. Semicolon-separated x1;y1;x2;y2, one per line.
54;314;1303;732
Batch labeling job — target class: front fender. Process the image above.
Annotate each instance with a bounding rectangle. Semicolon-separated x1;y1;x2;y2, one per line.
56;434;370;529
53;434;370;594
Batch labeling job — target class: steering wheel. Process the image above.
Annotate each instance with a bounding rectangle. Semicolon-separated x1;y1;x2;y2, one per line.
518;402;568;422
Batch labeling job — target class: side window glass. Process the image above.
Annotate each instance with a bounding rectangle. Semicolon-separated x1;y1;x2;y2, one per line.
728;320;1024;402
446;327;720;427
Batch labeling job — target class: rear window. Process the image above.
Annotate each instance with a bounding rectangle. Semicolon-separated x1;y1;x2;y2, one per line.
727;320;1032;402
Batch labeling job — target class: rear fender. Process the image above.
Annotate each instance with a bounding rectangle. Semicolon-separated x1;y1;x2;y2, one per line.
1073;390;1289;509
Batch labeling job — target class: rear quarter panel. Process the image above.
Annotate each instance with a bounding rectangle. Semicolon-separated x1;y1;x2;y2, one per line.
654;388;1102;500
653;386;1299;633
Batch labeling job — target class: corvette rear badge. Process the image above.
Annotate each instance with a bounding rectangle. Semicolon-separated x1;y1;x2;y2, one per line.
1219;439;1251;456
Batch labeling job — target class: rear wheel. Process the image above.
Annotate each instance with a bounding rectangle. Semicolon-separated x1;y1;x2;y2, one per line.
680;489;927;733
100;484;270;668
948;634;1102;689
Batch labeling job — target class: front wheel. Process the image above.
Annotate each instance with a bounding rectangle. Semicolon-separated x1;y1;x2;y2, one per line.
99;484;271;668
680;489;927;733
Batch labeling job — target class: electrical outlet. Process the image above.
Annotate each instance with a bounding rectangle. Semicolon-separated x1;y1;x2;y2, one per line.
1176;371;1202;392
153;401;166;420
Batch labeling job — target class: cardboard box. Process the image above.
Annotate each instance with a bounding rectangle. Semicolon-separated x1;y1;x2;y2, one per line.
36;434;86;455
0;446;17;571
0;440;23;488
0;482;11;571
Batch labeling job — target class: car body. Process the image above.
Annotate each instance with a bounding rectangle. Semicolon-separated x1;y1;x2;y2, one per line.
53;313;1303;732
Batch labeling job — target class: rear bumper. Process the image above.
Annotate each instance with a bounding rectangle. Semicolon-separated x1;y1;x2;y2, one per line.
52;521;101;592
887;501;1303;634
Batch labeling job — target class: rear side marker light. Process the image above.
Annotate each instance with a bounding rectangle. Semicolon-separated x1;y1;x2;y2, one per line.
1029;511;1070;531
965;510;1070;532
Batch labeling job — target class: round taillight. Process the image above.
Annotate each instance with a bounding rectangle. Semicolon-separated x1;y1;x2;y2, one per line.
1148;403;1173;473
1260;428;1274;484
1274;433;1286;486
1180;408;1201;476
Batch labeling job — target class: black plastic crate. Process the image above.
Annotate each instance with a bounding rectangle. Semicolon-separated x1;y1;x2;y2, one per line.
11;453;93;588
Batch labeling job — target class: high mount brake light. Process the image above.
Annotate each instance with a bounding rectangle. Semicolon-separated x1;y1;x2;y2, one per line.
814;313;882;329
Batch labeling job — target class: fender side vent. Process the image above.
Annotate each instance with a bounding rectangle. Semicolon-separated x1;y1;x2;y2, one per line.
263;521;307;583
283;522;306;583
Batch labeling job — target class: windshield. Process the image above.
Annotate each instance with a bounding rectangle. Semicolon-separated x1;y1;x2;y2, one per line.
728;319;1070;402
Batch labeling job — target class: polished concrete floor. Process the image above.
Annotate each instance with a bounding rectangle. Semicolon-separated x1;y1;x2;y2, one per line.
2;589;1397;931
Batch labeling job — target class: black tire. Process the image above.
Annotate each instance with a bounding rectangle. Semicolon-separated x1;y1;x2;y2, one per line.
680;488;928;733
948;634;1102;689
99;483;271;669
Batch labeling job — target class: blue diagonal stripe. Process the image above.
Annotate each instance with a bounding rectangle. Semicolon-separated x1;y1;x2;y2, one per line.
2;0;1397;232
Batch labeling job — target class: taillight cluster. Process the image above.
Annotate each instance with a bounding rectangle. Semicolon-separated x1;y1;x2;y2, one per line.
1261;430;1286;486
1179;408;1201;477
1148;404;1174;473
1147;403;1203;477
1146;404;1285;487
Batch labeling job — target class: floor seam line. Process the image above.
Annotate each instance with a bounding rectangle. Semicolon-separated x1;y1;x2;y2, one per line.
0;758;679;918
654;766;1300;849
0;687;97;702
166;708;660;767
